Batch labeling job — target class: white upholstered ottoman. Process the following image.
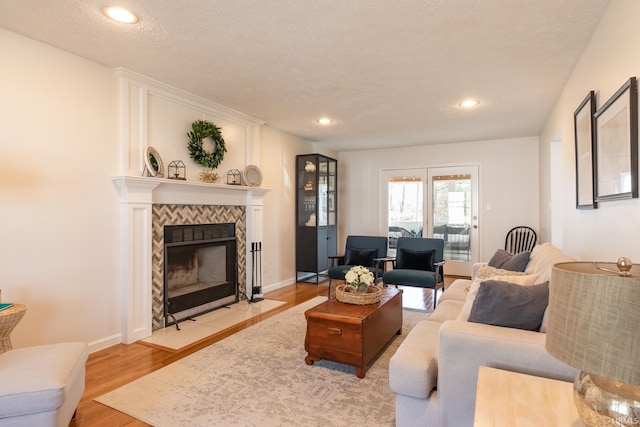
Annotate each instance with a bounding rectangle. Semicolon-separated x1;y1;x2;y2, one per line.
0;342;88;426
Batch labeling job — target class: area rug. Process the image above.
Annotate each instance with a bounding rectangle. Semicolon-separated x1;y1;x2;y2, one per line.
95;296;431;427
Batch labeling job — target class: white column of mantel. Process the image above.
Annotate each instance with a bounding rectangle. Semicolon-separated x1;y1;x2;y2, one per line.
112;177;160;344
245;190;267;300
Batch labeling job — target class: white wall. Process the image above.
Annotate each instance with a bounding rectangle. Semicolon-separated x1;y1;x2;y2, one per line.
338;137;539;263
119;69;262;178
259;126;337;290
0;28;120;349
539;0;640;262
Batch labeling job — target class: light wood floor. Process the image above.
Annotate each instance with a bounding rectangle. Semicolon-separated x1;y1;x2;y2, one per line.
71;277;458;426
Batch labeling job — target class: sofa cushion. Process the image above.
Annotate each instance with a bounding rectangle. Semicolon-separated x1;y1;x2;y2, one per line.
492;274;540;285
488;249;531;272
457;274;539;322
468;280;549;331
396;249;435;271
456;280;482;322
438;278;471;304
343;247;378;267
475;265;526;280
428;300;464;323
539;306;550;333
389;320;441;399
525;243;575;283
0;342;88;418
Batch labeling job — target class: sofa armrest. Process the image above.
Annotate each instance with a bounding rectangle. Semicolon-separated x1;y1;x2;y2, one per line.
437;320;577;427
389;320;441;399
471;262;487;280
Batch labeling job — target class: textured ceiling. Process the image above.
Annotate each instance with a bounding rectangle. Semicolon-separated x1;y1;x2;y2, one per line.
0;0;609;151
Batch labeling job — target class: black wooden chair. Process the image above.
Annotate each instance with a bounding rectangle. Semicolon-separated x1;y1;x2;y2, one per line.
504;226;537;254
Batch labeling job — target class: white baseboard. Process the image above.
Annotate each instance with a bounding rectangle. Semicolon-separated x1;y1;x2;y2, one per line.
88;333;121;353
262;277;296;294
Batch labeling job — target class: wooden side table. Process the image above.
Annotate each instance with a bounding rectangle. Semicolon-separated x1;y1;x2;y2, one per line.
0;304;26;353
474;366;584;426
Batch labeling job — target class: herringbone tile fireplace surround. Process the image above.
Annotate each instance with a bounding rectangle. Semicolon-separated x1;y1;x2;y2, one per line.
151;204;246;330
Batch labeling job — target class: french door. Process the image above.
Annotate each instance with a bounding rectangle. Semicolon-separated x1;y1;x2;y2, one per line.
380;165;479;277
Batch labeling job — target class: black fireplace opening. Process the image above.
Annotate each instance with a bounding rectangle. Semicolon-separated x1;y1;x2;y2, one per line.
163;223;238;327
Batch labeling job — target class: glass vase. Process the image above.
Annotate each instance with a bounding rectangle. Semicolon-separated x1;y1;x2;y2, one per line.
356;284;369;294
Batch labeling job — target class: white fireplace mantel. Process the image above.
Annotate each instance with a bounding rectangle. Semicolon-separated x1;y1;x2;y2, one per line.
112;175;270;343
112;176;270;204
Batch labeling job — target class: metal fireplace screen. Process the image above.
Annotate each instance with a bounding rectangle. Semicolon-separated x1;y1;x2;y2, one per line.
163;223;238;327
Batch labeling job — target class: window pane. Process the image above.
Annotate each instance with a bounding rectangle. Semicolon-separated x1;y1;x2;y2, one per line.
388;177;423;249
432;175;471;261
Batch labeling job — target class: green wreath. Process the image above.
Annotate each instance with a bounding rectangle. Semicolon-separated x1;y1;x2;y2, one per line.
187;120;227;169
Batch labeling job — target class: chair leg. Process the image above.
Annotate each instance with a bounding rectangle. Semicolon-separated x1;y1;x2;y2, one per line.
433;288;437;310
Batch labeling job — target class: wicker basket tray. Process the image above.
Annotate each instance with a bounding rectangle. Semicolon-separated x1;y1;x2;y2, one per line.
336;284;383;305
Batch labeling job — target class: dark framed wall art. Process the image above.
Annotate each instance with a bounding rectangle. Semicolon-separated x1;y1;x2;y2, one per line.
574;91;597;209
594;77;638;202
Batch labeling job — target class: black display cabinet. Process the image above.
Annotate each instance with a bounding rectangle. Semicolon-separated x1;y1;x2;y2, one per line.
295;154;337;283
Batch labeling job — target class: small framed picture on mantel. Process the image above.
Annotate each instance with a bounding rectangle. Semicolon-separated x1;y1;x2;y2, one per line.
574;90;597;209
594;77;638;202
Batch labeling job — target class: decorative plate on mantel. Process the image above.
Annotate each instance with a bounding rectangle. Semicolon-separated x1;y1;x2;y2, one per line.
243;165;263;187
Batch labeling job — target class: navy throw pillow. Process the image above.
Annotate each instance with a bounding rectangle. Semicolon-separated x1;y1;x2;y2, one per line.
397;249;435;271
344;247;377;267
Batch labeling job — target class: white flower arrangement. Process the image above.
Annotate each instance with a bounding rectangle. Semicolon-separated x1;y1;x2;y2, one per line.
344;265;375;291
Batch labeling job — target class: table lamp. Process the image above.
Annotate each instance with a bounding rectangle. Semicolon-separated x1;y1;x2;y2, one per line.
546;259;640;426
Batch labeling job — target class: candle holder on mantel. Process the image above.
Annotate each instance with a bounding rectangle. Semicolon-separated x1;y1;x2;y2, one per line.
227;169;242;185
168;160;186;180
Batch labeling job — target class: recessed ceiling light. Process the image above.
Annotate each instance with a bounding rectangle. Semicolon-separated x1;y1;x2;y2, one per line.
317;117;332;125
459;99;480;109
103;7;138;24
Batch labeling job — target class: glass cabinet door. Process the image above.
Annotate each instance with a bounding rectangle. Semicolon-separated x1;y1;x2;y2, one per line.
297;155;317;227
327;159;337;226
318;157;328;226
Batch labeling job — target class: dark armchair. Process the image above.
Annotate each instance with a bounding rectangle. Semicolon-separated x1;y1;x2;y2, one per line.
327;235;389;298
382;237;445;309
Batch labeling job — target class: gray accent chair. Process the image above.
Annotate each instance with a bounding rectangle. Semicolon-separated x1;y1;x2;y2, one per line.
382;237;445;309
327;235;389;298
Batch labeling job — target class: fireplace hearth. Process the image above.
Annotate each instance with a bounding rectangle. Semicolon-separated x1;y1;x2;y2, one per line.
164;223;238;327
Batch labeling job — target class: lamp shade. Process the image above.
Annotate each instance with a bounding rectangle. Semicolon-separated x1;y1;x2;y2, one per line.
546;262;640;386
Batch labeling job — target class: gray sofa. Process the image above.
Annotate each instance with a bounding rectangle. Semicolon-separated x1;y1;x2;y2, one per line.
389;243;578;427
